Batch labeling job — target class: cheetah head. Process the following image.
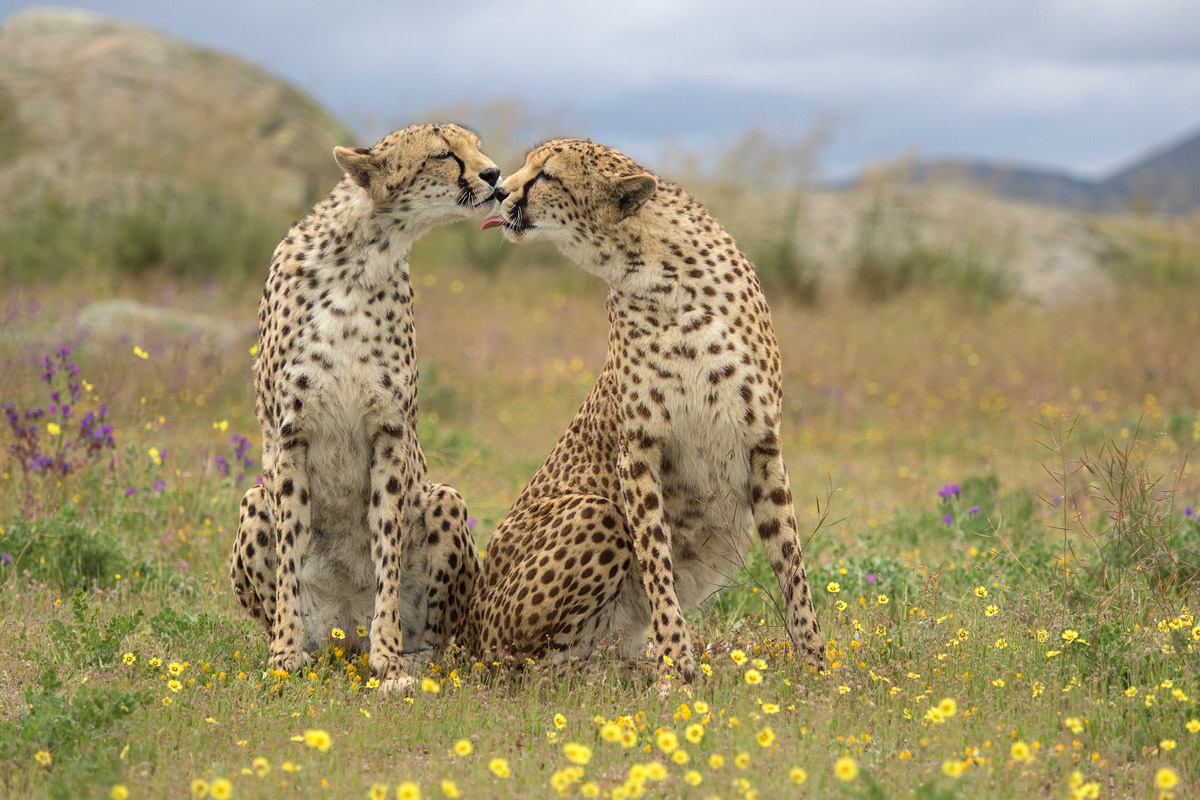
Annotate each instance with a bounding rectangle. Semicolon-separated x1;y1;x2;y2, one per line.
333;123;500;224
483;139;657;251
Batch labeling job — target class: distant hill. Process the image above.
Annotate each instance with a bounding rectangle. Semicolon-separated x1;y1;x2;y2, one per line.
886;126;1200;215
0;7;351;217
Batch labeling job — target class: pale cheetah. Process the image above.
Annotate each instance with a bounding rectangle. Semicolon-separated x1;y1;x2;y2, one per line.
229;123;495;688
467;139;825;680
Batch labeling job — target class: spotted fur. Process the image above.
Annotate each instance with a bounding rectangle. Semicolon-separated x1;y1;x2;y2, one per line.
229;124;494;688
466;139;825;680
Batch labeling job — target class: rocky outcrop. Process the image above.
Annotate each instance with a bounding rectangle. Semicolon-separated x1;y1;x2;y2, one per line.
0;7;350;216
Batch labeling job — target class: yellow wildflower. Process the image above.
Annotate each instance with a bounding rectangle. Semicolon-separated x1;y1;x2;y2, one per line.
489;758;510;778
303;729;332;752
563;743;592;765
834;756;859;782
1155;767;1178;790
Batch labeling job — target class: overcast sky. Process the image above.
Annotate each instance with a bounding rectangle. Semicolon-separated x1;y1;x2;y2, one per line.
5;0;1200;179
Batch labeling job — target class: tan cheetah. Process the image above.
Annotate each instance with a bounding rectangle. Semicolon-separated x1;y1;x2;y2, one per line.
467;139;825;681
229;123;495;689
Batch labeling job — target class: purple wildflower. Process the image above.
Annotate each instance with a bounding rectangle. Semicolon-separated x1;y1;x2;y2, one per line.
152;480;166;492
125;487;137;496
1186;505;1195;519
866;573;876;584
943;513;953;525
1;552;10;566
468;517;479;529
968;505;980;515
937;484;962;499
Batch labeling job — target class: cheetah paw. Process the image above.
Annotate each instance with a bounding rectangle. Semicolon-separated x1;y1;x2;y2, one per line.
378;674;417;695
268;648;310;674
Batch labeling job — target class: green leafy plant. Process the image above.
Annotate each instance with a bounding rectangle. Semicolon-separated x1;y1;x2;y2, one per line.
46;589;144;669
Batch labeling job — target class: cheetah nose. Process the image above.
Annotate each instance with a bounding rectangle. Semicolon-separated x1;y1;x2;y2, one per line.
480;167;501;187
492;186;509;203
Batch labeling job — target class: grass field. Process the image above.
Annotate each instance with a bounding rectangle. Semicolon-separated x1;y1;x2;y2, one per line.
2;204;1199;799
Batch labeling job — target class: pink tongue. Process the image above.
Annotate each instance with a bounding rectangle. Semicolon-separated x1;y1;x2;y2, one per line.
481;215;504;231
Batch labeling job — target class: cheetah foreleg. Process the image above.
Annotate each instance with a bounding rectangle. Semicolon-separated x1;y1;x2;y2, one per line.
268;434;313;673
618;436;696;683
366;427;420;689
749;436;826;668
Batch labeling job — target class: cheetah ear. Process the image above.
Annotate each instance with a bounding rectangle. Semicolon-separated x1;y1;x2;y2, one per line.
333;146;381;191
612;173;656;218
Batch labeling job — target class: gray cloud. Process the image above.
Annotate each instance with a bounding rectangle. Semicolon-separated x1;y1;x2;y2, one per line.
7;0;1199;177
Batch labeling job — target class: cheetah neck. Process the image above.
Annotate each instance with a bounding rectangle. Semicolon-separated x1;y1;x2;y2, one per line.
302;182;427;286
583;192;736;313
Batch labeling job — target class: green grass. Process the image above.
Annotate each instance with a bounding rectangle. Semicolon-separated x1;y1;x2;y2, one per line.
2;213;1200;799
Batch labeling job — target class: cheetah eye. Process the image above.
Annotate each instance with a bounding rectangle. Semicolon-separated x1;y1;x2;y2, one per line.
431;152;455;160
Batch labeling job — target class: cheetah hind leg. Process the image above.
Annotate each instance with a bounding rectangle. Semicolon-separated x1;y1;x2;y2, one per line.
397;483;480;674
230;485;279;641
467;495;643;667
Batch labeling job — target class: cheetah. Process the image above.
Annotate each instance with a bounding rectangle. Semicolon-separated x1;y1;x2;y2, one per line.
467;139;825;681
229;123;495;689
